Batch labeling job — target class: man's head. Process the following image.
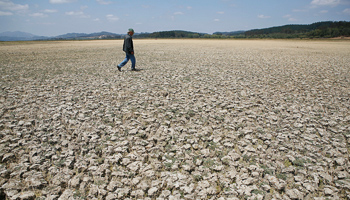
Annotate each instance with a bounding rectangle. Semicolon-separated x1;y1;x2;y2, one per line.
128;28;134;36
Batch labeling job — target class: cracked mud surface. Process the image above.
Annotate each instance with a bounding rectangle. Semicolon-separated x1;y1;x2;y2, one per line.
0;39;349;199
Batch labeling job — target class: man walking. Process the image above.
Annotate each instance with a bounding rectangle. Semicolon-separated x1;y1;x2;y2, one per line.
117;28;136;71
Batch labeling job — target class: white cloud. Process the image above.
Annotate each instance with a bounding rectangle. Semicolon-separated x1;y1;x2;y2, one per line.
93;18;100;21
43;9;58;13
50;0;76;4
106;14;119;21
343;8;350;14
0;10;12;15
258;14;271;19
311;0;341;6
217;11;225;14
96;0;112;5
30;12;47;17
187;6;192;10
174;12;184;15
283;14;297;22
66;11;81;15
320;10;328;13
65;11;89;18
0;0;28;11
214;19;220;22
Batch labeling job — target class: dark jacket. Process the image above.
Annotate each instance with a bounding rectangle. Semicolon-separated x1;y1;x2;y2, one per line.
123;34;134;54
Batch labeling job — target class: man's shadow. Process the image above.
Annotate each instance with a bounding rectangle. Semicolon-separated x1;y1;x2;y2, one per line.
131;68;145;72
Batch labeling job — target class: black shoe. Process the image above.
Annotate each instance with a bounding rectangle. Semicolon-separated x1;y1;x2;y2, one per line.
131;68;137;71
117;65;121;71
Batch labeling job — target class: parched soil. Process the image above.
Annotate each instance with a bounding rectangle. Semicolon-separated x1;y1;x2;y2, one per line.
0;39;350;199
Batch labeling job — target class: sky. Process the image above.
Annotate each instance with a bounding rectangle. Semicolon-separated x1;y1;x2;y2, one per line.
1;0;350;36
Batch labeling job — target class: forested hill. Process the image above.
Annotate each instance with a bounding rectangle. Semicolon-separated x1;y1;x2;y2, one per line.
244;21;350;38
135;30;206;38
134;21;350;39
2;21;349;41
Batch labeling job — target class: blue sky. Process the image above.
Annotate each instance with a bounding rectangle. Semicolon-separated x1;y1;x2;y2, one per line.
1;0;350;36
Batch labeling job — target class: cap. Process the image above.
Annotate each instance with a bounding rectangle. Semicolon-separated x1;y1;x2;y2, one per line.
128;28;134;33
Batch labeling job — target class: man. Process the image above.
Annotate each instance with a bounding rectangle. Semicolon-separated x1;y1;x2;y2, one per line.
117;28;136;71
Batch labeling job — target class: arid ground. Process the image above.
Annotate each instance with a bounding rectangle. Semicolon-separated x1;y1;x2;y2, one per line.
0;39;349;199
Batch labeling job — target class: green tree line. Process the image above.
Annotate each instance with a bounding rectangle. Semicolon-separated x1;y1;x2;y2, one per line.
135;30;206;38
244;21;350;39
134;21;350;39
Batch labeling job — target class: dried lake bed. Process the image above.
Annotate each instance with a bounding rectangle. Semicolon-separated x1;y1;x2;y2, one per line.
0;39;350;199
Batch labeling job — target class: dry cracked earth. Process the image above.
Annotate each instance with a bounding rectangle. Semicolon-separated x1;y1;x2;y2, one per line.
0;39;349;200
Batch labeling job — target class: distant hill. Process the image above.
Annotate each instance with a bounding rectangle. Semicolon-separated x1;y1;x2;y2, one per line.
0;31;36;38
245;21;350;38
135;21;350;39
213;31;245;36
54;31;123;40
0;31;47;41
0;31;122;41
134;30;206;38
1;21;349;41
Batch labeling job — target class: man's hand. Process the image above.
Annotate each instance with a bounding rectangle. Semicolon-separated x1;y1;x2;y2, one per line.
131;51;134;55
